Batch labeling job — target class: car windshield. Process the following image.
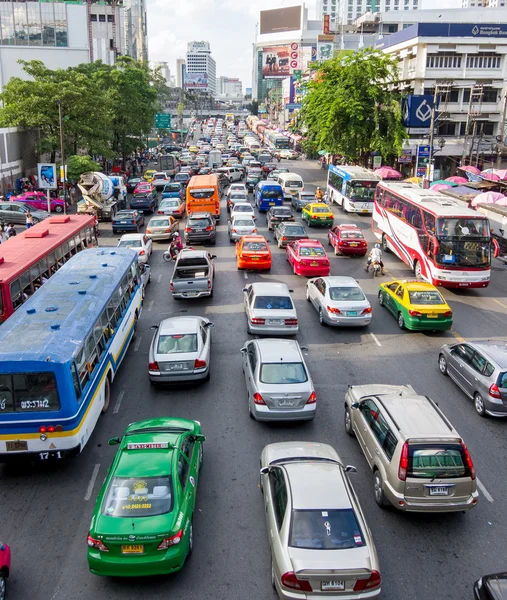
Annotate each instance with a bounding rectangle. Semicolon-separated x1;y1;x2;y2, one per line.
262;190;283;199
437;217;490;239
273;209;291;216
118;239;142;249
313;206;329;213
243;241;267;251
175;175;189;181
254;295;293;310
230;194;247;200
160;200;179;208
164;184;181;192
300;247;325;257
329;287;365;301
290;509;365;550
0;372;60;412
157;333;198;354
234;219;254;227
234;206;253;213
189;188;214;199
341;230;364;239
286;180;303;188
408;444;470;479
408;290;445;304
260;362;307;384
348;181;377;202
116;212;136;219
149;219;170;228
154;174;166;179
102;476;173;517
188;218;211;227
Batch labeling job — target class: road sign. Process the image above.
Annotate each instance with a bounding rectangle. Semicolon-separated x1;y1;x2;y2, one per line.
293;70;302;80
154;113;171;129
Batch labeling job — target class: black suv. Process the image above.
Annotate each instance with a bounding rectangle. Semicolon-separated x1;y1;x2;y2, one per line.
266;206;295;231
184;212;217;245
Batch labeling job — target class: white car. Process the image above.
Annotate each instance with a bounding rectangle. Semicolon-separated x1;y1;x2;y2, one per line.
228;216;257;242
243;282;298;335
152;172;170;190
117;233;153;264
227;183;248;197
231;202;255;220
279;149;298;160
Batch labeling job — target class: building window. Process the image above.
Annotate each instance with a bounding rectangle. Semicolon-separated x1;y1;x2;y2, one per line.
463;87;499;103
426;54;462;68
54;3;67;47
13;3;28;46
0;4;15;45
466;54;501;69
437;121;456;136
27;2;42;46
41;3;55;46
107;14;114;22
90;14;97;22
99;14;106;22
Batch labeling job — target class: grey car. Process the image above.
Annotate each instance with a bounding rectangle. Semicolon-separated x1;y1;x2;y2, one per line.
148;316;214;385
228;215;257;242
439;340;507;417
266;206;295;231
0;201;49;225
274;222;308;249
260;442;381;600
184;212;216;245
243;282;298;335
292;191;315;212
240;338;315;421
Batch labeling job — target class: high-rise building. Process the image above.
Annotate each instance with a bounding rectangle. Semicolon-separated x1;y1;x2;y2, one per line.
462;0;505;6
217;76;243;97
317;0;420;26
154;61;171;85
124;0;148;61
175;58;186;88
185;41;216;96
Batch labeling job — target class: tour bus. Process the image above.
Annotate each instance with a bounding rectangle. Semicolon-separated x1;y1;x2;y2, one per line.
265;130;290;150
0;214;96;324
186;174;221;221
158;153;180;178
373;181;495;288
0;247;143;461
327;165;381;213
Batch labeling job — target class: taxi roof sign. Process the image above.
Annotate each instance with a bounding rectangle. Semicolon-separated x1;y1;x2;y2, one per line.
127;442;169;450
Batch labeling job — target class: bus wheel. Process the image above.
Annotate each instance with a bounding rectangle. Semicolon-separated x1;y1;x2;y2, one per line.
102;377;111;413
414;260;422;279
382;234;390;253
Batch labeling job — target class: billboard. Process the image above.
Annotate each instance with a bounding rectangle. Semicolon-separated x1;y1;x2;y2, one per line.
402;94;437;128
37;163;57;190
184;72;208;89
262;46;290;78
259;6;302;35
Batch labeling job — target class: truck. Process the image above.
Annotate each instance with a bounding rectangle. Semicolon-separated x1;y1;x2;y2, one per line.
107;175;128;209
208;150;222;169
169;249;216;299
158;154;180;178
76;171;118;221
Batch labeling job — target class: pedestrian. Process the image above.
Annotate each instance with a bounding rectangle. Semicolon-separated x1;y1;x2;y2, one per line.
7;223;16;238
70;188;76;205
25;210;34;229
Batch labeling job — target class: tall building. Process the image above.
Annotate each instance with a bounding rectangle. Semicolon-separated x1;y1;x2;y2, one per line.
217;76;243;97
318;0;421;26
462;0;506;6
124;0;148;61
185;41;216;96
154;61;171;85
175;58;186;88
89;2;126;64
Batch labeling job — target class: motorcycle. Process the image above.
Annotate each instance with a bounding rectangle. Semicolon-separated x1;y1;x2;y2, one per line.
371;260;381;277
163;243;193;262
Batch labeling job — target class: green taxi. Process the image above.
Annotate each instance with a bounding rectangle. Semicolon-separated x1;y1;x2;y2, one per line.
87;417;205;577
302;202;334;227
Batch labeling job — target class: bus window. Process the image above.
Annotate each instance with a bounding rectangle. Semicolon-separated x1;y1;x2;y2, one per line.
13;372;60;412
85;335;99;372
71;363;82;401
30;263;40;283
56;244;64;261
93;319;106;355
48;252;56;269
10;279;22;310
20;270;32;299
423;212;436;235
0;288;3;316
76;347;90;389
0;374;14;412
74;234;82;252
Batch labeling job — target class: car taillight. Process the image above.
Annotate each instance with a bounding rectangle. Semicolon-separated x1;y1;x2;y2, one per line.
251;318;265;325
327;305;341;314
139;250;146;256
185;227;191;232
461;440;476;480
443;310;453;317
40;425;60;433
281;236;287;240
361;241;367;246
362;307;373;314
408;310;422;317
205;226;213;231
253;228;257;233
281;572;312;592
232;228;237;233
489;383;502;399
306;391;317;404
353;570;381;591
170;282;174;291
398;441;409;481
158;210;163;214
148;361;160;372
146;228;152;234
284;319;298;326
311;215;318;219
194;359;207;369
253;392;265;405
157;529;183;550
87;534;109;552
207;279;211;289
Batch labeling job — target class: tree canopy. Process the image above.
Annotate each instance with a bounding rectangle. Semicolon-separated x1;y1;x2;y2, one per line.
66;155;101;181
301;49;407;163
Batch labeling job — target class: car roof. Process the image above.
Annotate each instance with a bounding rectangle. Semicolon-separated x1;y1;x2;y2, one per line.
119;233;145;240
249;282;290;295
471;341;507;368
188;212;212;218
232;215;254;222
322;276;361;287
254;338;301;362
286;462;351;510
158;316;204;335
116;209;136;215
338;223;361;229
308;203;330;209
395;280;440;292
297;239;323;246
232;203;253;208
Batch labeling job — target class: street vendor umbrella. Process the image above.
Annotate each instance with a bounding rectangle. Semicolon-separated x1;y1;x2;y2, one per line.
317;150;327;156
431;179;458;187
471;192;506;207
494;196;507;206
458;165;481;175
445;176;468;184
374;166;402;180
404;177;422;184
431;184;452;192
481;172;501;181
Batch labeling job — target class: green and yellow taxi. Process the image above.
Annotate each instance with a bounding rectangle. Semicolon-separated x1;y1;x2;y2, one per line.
143;169;157;182
302;202;334;227
378;279;453;331
87;417;204;577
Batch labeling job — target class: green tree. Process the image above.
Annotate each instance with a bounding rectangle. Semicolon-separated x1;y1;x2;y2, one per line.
66;155;101;182
247;100;259;116
301;49;407;164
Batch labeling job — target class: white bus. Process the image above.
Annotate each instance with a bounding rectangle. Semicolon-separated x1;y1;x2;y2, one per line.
327;165;380;214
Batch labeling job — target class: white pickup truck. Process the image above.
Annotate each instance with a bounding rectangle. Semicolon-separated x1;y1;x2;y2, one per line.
170;249;216;299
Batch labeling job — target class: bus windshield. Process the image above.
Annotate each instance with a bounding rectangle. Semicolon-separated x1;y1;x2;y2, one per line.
436;217;490;239
347;181;378;202
436;239;492;268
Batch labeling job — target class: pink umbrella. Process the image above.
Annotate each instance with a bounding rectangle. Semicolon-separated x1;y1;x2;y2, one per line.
445;176;468;184
374;166;403;180
431;184;452;192
494;169;507;180
458;165;481;175
471;192;506;207
481;172;501;182
495;197;507;206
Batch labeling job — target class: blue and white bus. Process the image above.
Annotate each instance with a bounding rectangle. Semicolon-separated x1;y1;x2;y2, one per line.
327;165;381;214
265;130;290;150
0;247;143;462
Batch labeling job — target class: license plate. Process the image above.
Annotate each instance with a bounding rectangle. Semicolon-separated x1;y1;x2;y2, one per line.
251;257;259;260
6;440;28;452
310;261;319;266
427;314;438;319
362;209;369;213
350;243;358;246
322;580;345;591
185;292;198;296
121;545;144;554
267;319;283;325
278;399;295;407
346;311;357;316
169;363;185;370
429;486;449;496
120;221;127;224
269;202;275;205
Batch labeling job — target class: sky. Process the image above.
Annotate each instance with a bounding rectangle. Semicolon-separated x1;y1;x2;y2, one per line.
147;0;317;90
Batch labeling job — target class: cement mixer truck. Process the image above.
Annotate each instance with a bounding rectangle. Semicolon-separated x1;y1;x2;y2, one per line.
76;172;118;221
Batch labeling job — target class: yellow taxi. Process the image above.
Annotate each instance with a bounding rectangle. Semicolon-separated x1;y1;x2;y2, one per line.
378;279;453;331
143;169;157;182
188;146;199;153
302;202;334;227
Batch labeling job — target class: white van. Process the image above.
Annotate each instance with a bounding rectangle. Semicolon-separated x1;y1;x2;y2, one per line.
276;173;304;201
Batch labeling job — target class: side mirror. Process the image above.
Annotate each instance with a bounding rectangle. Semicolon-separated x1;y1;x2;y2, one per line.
108;437;121;446
211;254;217;259
351;402;360;410
205;322;214;328
260;466;270;475
240;347;247;354
150;324;159;330
194;434;206;443
300;345;308;352
289;289;294;293
345;465;357;473
242;287;248;293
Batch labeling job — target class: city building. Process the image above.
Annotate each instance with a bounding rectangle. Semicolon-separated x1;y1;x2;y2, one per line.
185;40;216;96
462;0;505;6
175;58;186;88
89;2;126;64
124;0;148;62
216;76;243;97
317;0;420;26
154;61;171;85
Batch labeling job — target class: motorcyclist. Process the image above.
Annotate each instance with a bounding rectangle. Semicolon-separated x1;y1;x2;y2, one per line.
315;187;324;201
169;232;183;260
366;243;385;275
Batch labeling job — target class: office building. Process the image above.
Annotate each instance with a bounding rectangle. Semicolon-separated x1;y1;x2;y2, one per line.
154;61;171;85
124;0;148;62
462;0;505;6
318;0;421;26
89;2;126;64
185;41;216;96
176;58;186;88
217;76;242;97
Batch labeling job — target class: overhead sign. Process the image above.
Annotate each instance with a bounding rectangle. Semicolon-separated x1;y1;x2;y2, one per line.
286;103;302;110
402;95;437;128
37;163;57;190
154;113;171;129
292;70;302;80
262;46;290;78
318;34;335;42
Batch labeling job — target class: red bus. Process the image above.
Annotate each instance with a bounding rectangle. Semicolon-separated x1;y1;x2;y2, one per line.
0;214;97;322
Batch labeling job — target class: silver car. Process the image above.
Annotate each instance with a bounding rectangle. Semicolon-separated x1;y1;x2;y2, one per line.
146;215;178;241
228;216;257;242
240;339;315;421
260;442;381;600
306;276;372;327
148;316;214;385
243;282;298;335
139;262;151;289
438;340;507;417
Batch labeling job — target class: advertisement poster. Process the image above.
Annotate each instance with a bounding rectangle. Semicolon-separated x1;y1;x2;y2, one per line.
398;148;413;164
259;6;302;35
262;46;290;78
416;145;431;178
37;163;57;190
317;42;333;62
301;46;313;70
184;72;208;89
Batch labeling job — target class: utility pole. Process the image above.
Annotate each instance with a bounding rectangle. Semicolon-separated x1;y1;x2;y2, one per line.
496;85;507;168
427;86;439;181
57;99;67;215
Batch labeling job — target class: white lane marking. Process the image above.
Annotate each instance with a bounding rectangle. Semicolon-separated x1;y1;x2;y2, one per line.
477;477;494;503
157;274;163;283
370;332;382;347
134;336;142;352
243;272;248;279
84;464;101;501
147;299;154;311
113;390;125;414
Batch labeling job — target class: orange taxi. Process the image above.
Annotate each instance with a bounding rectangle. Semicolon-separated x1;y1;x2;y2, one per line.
236;235;272;271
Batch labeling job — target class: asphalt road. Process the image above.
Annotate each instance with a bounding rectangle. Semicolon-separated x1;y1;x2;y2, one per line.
2;134;507;600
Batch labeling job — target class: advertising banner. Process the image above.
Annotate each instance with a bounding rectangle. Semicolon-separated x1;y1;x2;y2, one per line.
262;46;290;78
311;45;317;61
398;148;413;164
37;163;57;190
317;41;333;62
301;46;313;70
416;145;431;178
323;15;330;34
184;72;208;89
402;95;437;128
260;6;302;35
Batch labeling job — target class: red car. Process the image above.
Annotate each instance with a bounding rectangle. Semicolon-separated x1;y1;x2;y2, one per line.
286;239;330;277
0;540;11;599
328;224;368;257
133;181;153;195
11;191;65;213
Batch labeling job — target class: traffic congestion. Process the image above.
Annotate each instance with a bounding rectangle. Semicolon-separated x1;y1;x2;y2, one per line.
0;114;506;600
